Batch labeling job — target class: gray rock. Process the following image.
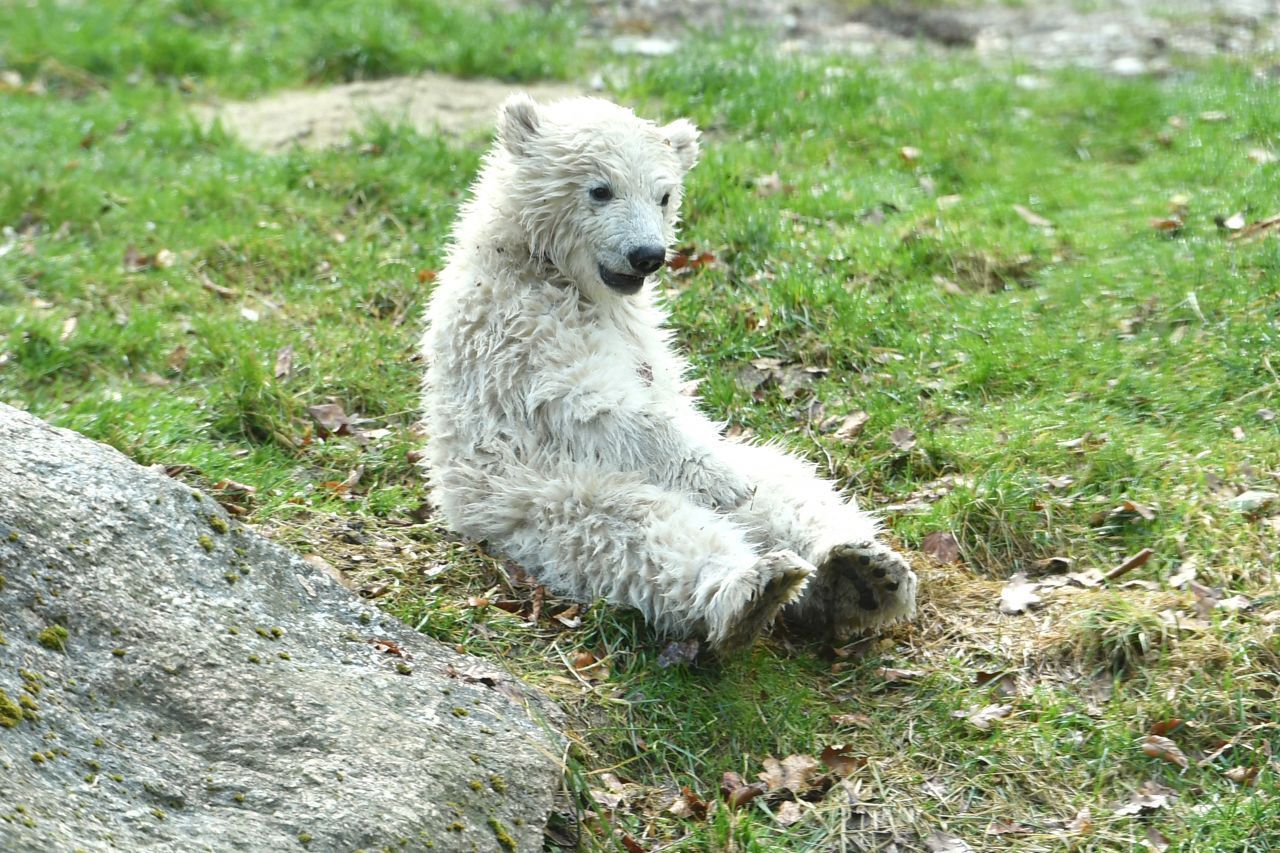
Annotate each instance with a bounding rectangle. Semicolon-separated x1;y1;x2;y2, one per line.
0;404;561;851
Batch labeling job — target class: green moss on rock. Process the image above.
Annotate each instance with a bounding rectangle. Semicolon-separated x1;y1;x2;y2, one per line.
198;535;214;553
0;690;23;727
37;625;69;652
487;817;517;851
208;516;229;534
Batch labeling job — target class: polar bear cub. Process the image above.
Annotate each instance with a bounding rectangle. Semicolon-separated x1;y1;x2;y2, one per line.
420;95;916;653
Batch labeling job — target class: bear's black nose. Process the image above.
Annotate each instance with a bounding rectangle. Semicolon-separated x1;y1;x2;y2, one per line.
627;246;666;276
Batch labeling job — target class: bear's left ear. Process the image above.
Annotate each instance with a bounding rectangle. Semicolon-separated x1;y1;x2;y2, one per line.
497;93;541;157
661;118;700;173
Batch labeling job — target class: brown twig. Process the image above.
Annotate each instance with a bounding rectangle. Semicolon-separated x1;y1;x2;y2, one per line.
1105;547;1153;582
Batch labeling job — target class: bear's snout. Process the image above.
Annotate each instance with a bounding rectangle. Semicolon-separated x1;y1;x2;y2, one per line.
627;246;666;276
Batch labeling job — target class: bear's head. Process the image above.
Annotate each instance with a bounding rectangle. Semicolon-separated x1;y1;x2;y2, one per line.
494;94;700;298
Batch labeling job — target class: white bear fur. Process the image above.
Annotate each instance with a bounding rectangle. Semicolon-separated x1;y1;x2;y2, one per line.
421;95;916;652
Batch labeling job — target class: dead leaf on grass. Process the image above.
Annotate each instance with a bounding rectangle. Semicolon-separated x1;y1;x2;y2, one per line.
307;403;351;437
985;820;1032;836
1066;806;1093;834
774;800;803;825
924;830;974;852
889;426;917;452
1224;766;1260;787
760;754;819;793
921;531;961;564
1149;216;1184;234
999;573;1042;614
1114;780;1175;816
830;712;873;727
167;344;189;372
875;666;925;682
831;410;870;442
571;649;610;682
721;772;768;810
1228;212;1280;243
1141;735;1189;769
820;744;865;775
274;345;294;380
553;604;582;629
1147;826;1171;852
953;703;1013;731
754;172;794;197
899;145;922;163
666;785;709;820
1166;561;1197;588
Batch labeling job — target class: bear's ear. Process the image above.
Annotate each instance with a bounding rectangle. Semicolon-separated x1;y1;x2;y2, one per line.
497;93;541;157
661;118;700;173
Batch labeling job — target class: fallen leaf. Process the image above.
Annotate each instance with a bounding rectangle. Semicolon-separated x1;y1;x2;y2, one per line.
832;411;870;442
239;306;260;322
1147;826;1171;852
986;820;1032;836
307;403;351;436
1227;212;1280;243
899;145;922;163
274;345;295;380
1149;216;1184;234
721;771;768;810
760;754;819;793
889;426;917;452
999;573;1042;614
830;712;873;727
924;830;973;852
754;172;794;196
571;649;610;681
954;703;1013;731
553;604;582;629
1114;780;1174;816
1199;110;1230;122
1166;562;1197;588
820;744;865;775
1223;490;1278;515
167;344;189;372
369;638;408;658
921;531;961;564
1141;735;1189;769
774;800;803;825
1013;204;1053;229
153;248;176;269
657;638;700;668
666;786;709;820
1105;547;1154;581
1066;806;1093;834
1115;500;1157;521
1247;148;1277;164
1190;581;1221;619
1218;211;1247;231
875;666;925;682
1224;766;1259;786
1216;594;1252;612
1149;719;1184;737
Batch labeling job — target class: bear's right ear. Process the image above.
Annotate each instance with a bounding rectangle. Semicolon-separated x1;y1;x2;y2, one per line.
497;93;541;157
661;118;700;173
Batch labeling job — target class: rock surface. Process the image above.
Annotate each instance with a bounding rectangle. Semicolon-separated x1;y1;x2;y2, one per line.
0;404;561;852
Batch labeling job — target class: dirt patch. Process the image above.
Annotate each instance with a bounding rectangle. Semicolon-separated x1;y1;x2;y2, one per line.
197;71;581;152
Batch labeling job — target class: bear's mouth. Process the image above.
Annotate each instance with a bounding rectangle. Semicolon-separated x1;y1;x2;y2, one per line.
598;265;646;295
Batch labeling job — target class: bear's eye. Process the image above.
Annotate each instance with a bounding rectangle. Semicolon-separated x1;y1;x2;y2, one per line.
589;185;614;202
660;192;671;207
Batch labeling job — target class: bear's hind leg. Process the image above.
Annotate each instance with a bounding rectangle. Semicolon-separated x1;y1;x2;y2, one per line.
495;467;812;653
714;441;917;641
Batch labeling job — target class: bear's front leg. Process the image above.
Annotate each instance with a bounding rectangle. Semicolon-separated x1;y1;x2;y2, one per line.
786;539;917;641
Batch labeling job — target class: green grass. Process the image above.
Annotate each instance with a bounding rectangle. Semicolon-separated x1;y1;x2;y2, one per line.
3;5;1279;850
